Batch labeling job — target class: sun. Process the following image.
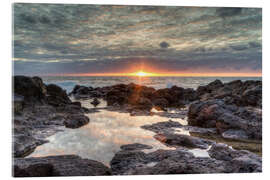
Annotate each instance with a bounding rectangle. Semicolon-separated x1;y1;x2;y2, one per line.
136;71;148;77
129;71;158;77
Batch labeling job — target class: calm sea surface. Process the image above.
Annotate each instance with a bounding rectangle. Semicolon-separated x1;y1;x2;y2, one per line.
41;76;262;93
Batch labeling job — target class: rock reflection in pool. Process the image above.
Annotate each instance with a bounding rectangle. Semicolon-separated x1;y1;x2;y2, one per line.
28;109;176;166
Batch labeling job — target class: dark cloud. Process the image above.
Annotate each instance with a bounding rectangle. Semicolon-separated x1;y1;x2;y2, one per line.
230;44;249;51
249;42;262;48
159;41;170;48
216;7;243;18
20;13;37;24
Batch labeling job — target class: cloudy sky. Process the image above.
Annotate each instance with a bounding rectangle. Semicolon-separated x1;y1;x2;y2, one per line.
13;4;262;76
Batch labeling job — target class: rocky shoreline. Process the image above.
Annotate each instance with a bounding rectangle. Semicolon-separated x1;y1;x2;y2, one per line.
12;76;262;176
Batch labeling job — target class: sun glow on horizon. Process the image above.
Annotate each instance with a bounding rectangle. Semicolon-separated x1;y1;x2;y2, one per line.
55;71;262;77
129;71;159;77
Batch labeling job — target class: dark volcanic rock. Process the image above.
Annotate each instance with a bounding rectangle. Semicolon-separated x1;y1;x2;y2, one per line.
188;99;262;140
14;76;45;103
153;98;169;110
13;135;48;158
13;94;24;114
111;148;228;175
153;86;198;107
197;79;224;96
222;129;249;140
110;143;261;175
196;80;262;108
154;133;213;149
91;98;100;107
141;120;183;134
120;143;153;151
13;155;111;177
13;76;93;158
64;114;90;128
208;143;262;172
46;84;71;106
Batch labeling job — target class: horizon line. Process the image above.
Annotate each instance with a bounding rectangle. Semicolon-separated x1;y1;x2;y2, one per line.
25;72;262;78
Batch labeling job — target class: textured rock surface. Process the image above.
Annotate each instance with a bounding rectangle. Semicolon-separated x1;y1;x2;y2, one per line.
188;99;262;140
64;114;90;128
110;143;262;175
13;155;111;177
154;133;213;149
13;76;90;157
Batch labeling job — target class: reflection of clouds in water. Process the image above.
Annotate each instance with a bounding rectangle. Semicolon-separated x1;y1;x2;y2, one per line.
29;109;175;165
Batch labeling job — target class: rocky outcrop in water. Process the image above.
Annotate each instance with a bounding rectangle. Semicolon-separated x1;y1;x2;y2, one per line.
13;155;111;177
70;83;199;112
197;79;262;108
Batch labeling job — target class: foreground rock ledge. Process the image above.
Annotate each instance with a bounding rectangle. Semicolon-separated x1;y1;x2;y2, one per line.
110;143;262;175
13;155;111;177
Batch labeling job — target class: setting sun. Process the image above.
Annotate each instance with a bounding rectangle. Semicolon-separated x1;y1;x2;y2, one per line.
129;71;158;77
136;71;148;77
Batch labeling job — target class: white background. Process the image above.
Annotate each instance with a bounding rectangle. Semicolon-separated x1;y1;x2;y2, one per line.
1;0;269;179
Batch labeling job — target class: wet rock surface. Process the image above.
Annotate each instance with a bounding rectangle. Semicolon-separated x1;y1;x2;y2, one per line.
14;155;111;177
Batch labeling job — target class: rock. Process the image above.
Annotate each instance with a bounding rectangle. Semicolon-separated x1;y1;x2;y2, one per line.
71;101;81;107
32;76;47;95
110;142;261;175
154;133;213;149
187;99;262;140
129;97;153;111
222;129;249;140
110;150;149;175
13;134;48;157
13;155;111;177
153;98;169;109
91;98;100;107
196;80;262;108
242;85;262;107
197;79;223;96
13;94;24;114
208;143;262;172
120;143;153;151
141;120;183;134
110;148;229;175
14;76;45;102
64;114;89;128
46;84;71;106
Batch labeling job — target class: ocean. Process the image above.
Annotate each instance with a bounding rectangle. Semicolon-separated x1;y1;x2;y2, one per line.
41;76;262;93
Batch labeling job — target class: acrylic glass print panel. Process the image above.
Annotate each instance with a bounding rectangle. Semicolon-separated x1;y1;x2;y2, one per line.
12;3;262;177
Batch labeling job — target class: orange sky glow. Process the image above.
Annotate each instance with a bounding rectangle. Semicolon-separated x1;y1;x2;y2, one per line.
55;71;262;77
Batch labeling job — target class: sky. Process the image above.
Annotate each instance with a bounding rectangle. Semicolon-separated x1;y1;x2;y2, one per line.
13;4;262;76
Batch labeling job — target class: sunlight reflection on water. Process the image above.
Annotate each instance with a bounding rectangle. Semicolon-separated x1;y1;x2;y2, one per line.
28;98;210;165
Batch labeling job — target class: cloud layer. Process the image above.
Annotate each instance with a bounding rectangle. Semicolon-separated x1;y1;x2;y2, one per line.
13;4;262;76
